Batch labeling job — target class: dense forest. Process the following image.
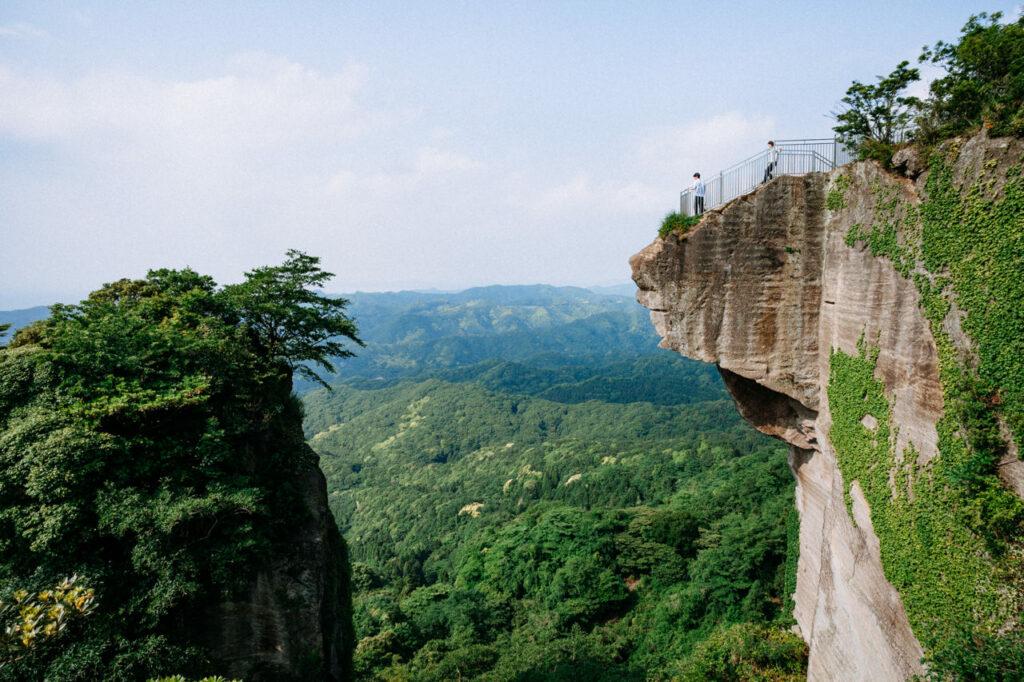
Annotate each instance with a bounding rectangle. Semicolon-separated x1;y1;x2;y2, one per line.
304;286;806;681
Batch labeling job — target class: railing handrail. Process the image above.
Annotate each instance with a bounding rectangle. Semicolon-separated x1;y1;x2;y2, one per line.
678;138;853;216
712;138;837;175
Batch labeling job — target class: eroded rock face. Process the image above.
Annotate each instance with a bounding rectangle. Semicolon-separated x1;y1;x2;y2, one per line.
203;438;352;682
631;170;942;680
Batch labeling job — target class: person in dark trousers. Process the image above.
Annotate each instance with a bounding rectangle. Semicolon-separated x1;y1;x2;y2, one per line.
690;172;706;215
762;140;779;184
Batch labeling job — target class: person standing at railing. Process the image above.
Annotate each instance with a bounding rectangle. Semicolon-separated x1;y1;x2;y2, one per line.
689;172;706;215
762;140;779;184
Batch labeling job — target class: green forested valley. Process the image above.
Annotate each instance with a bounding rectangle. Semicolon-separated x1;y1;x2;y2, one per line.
304;286;806;681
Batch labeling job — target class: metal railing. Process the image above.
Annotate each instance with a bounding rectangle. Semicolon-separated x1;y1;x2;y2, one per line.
680;138;855;216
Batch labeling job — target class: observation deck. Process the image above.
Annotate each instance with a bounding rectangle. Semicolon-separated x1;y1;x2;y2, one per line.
680;138;854;216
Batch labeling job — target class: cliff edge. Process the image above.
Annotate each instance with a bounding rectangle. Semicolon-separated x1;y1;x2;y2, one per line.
203;429;353;682
631;132;1024;680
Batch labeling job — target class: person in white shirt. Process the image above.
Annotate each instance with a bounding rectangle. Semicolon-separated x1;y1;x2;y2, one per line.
690;172;706;215
762;140;779;184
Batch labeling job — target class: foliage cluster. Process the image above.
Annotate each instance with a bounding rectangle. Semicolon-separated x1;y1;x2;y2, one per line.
0;576;95;668
841;179;916;276
149;677;239;682
832;61;921;164
918;12;1024;140
826;173;851;211
834;11;1024;159
0;252;358;680
682;622;807;682
658;212;701;239
829;146;1024;674
304;302;804;682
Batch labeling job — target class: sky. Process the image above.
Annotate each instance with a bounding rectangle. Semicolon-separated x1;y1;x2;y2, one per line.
1;1;1019;308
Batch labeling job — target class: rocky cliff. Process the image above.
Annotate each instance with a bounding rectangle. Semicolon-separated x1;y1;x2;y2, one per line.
631;132;1024;680
204;433;353;682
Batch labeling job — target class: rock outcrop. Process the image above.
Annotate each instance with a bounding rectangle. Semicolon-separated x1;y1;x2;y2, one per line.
633;132;1024;679
631;169;945;679
203;433;353;682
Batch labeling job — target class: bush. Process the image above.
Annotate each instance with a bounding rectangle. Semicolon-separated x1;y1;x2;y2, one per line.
659;212;701;239
682;622;807;681
921;625;1024;682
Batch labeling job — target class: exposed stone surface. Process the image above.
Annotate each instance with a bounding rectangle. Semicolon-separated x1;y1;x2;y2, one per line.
630;170;941;680
203;436;352;681
891;146;924;179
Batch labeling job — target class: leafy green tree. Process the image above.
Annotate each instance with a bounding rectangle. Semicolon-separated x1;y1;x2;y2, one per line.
832;60;921;163
681;622;807;682
222;249;362;388
0;252;358;680
918;12;1024;139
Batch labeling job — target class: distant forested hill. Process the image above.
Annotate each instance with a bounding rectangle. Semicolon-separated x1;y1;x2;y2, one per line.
303;285;806;681
0;305;49;343
295;285;671;390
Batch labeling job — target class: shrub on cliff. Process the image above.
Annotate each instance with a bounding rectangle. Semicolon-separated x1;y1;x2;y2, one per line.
918;11;1024;141
680;622;807;682
659;212;701;239
0;251;359;681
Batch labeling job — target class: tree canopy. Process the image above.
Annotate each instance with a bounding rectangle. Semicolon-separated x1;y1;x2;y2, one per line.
832;61;921;163
834;10;1024;159
221;249;362;388
0;251;358;681
919;11;1024;140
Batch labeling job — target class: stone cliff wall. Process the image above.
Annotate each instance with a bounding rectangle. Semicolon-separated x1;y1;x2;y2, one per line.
204;434;353;682
630;133;1024;680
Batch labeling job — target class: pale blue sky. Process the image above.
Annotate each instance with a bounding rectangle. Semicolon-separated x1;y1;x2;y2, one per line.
1;1;1017;308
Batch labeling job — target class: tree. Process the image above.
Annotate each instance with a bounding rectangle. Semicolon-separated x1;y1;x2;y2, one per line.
833;61;921;163
0;252;359;680
222;250;363;388
918;12;1024;140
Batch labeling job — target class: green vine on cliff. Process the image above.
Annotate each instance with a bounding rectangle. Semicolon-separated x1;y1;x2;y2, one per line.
828;340;1014;659
827;174;851;211
843;179;915;276
828;140;1024;672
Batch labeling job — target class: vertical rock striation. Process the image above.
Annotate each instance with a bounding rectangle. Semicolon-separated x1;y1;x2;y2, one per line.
204;432;353;682
631;170;941;680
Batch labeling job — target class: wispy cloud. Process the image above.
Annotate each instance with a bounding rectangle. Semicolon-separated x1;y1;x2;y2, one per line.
517;174;661;215
632;111;777;181
0;52;387;146
0;22;46;38
325;146;482;199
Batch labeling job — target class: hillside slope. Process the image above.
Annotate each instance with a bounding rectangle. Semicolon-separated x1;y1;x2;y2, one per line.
303;286;807;680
